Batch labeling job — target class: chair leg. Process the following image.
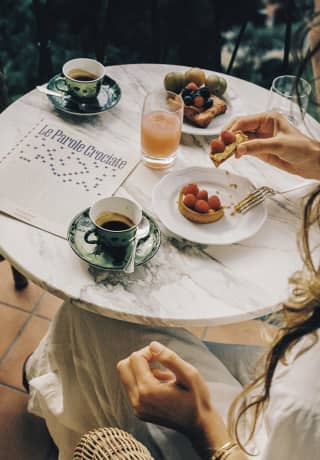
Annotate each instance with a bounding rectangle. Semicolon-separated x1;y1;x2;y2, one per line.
32;0;53;84
282;0;294;74
11;266;29;291
226;19;249;75
22;353;32;393
0;255;29;290
95;0;112;65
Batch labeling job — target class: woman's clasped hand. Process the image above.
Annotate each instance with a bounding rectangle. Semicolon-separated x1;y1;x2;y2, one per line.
117;341;246;460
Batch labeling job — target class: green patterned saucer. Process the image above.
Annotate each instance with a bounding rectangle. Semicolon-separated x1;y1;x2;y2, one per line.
67;208;161;271
47;73;121;116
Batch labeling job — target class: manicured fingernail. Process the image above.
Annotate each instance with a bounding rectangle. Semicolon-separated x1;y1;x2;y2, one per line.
149;341;164;355
237;144;246;155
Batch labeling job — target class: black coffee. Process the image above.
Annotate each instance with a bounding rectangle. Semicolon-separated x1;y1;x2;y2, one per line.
96;212;134;231
68;68;98;81
101;220;131;231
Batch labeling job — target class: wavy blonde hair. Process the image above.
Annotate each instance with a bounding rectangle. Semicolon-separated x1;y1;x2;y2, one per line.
228;186;320;451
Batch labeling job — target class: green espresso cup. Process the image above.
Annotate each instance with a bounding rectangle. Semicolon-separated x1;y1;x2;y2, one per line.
54;58;105;100
84;197;143;252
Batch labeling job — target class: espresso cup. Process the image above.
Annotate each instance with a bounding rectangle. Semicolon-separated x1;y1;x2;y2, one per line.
54;58;105;100
84;197;142;249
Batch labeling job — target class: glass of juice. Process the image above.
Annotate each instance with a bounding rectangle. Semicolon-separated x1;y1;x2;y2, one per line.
141;89;184;169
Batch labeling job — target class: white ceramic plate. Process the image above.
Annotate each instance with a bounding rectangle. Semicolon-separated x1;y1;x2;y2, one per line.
182;87;246;136
152;167;267;245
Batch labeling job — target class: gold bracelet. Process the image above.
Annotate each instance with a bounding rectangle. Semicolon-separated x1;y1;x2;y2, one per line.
211;441;238;460
220;445;239;460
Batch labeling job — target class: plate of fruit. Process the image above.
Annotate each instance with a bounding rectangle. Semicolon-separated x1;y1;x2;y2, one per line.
164;68;246;136
152;167;267;245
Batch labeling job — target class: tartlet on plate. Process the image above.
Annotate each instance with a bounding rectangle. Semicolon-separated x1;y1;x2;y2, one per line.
178;190;224;224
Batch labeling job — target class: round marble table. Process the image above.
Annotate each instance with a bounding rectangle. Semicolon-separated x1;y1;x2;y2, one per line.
0;64;319;327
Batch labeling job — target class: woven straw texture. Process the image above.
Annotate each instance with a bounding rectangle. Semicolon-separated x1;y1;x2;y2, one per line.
73;427;155;460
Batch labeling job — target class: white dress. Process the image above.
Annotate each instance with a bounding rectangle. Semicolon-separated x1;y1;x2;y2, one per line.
26;301;320;460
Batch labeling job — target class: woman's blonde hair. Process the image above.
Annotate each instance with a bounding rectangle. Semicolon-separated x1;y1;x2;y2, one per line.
228;186;320;451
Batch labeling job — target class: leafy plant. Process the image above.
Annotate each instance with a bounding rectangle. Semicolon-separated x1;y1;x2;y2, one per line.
0;0;317;124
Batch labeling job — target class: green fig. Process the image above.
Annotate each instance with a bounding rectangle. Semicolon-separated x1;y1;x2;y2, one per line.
215;77;227;97
164;72;186;93
205;74;221;94
185;67;206;86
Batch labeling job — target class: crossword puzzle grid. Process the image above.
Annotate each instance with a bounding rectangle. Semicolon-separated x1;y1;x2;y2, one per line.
3;120;121;197
0;118;140;237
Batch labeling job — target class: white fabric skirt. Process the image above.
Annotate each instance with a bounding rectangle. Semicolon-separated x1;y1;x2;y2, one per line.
26;301;263;460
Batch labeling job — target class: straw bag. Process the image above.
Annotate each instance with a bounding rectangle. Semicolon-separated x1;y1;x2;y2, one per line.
73;427;155;460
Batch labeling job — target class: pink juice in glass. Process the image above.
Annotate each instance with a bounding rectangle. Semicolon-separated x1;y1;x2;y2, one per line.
141;110;181;162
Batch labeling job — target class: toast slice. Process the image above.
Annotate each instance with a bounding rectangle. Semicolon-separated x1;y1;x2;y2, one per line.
210;131;248;167
183;95;227;128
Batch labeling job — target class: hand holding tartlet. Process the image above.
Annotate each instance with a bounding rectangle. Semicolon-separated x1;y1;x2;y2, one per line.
210;130;248;167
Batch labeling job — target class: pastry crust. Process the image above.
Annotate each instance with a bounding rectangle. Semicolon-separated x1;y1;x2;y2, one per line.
210;131;248;167
183;95;227;128
178;191;224;224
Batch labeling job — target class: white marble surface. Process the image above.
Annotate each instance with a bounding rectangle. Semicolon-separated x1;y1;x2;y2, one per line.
0;63;319;326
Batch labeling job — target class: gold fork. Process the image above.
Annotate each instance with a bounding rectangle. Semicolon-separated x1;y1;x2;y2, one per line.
233;183;316;214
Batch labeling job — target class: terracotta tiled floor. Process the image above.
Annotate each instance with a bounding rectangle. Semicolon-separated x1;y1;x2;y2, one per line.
0;260;62;460
0;260;269;460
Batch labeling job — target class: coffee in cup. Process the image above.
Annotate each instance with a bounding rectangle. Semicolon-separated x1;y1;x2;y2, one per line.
67;69;100;81
54;58;105;100
84;197;142;249
95;212;134;231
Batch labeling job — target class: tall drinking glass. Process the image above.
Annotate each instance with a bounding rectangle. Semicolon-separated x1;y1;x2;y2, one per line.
267;75;311;126
141;89;183;169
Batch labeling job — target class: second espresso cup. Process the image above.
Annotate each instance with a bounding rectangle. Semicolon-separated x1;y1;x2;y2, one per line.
55;58;105;100
84;197;142;249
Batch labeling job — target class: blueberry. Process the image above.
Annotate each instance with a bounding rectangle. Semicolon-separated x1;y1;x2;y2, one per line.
182;88;193;98
203;98;213;109
183;95;194;106
200;86;211;99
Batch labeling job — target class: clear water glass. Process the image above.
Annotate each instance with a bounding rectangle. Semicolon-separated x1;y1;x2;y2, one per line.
267;75;311;126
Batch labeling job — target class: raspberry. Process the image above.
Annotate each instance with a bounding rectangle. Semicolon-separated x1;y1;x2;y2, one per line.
210;139;225;154
197;190;208;201
183;194;197;209
194;200;210;213
186;82;199;91
221;130;236;145
194;95;205;108
182;183;199;196
208;195;221;210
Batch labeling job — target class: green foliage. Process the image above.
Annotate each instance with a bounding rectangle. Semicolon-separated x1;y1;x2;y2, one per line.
0;0;317;124
0;0;37;98
225;23;293;89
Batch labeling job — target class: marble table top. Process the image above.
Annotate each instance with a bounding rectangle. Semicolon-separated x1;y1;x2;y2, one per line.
0;63;319;327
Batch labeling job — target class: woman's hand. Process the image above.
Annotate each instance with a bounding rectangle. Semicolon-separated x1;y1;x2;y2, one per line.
117;341;231;456
224;112;320;180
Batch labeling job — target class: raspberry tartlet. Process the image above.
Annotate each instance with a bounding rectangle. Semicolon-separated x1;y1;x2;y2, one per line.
178;183;224;224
